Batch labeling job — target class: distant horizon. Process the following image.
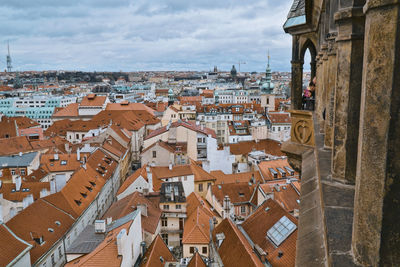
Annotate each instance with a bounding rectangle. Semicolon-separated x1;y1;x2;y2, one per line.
0;0;313;73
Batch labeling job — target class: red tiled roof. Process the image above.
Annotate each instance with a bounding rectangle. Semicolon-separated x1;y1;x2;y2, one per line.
0;223;32;267
241;199;297;267
145;120;216;140
80;94;107;107
213;218;264;267
228;139;284;156
140;235;177;267
187;252;207;267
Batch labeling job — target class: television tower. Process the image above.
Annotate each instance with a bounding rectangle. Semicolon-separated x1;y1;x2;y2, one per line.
6;41;12;72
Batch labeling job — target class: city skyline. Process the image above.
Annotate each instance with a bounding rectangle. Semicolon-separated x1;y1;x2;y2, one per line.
0;0;300;72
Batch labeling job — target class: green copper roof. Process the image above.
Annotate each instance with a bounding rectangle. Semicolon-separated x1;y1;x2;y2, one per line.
284;15;306;29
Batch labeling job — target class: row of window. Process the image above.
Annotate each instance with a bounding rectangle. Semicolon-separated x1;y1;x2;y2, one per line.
272;126;290;132
162;204;182;210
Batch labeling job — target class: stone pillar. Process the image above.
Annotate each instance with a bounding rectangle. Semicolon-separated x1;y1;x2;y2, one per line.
323;41;337;148
352;0;400;266
290;35;303;110
291;60;303;110
315;54;325;131
331;4;365;184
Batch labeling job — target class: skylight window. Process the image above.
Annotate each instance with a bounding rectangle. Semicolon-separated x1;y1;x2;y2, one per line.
61;160;67;165
267;216;297;246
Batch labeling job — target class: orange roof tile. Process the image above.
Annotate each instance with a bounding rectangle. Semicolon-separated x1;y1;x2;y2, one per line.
241;199;297;267
65;222;131;267
211;171;262;185
210;182;258;206
140;235;177;267
182;206;211;245
257;159;299;181
228;139;284;156
213;218;264;267
102;191;161;235
0;182;50;202
187;252;207;267
52;103;79;117
0;223;32;267
6;199;75;264
106;102;155;116
0;136;34;156
40;153;82;173
80;95;107;107
117;165;148;195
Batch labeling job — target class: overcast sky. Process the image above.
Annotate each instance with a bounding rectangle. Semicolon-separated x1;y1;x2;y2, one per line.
0;0;297;72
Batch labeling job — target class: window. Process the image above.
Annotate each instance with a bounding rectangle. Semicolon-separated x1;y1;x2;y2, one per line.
42;261;47;267
207;182;212;189
241;206;246;214
162;218;167;227
267;216;297;246
20;169;26;176
60;160;67;165
176;204;181;209
76;134;79;139
198;183;203;192
190;247;195;254
161;233;168;245
152;151;156;158
51;254;55;265
163;204;169;210
11;169;15;175
278;127;281;131
202;246;208;254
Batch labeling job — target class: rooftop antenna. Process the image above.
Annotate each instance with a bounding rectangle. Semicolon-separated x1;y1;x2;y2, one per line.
237;61;246;73
6;41;12;72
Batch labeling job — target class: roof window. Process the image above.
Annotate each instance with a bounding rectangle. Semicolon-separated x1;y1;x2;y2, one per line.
267;216;297;246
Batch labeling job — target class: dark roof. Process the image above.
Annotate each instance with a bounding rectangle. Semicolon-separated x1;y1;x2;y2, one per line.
160;182;186;203
287;0;305;18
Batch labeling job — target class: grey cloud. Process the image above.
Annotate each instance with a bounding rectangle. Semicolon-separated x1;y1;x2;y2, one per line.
1;0;294;71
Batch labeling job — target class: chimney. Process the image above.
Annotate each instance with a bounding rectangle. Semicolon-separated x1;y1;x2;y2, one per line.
0;203;3;223
40;188;49;198
146;168;153;193
138;203;148;217
54;153;59;161
169;163;172;170
50;179;56;194
95;220;106;233
77;148;80;161
117;229;127;256
82;163;87;170
15;176;22;191
106;217;113;225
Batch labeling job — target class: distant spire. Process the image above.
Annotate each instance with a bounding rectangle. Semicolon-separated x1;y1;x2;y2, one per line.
267;49;270;68
6;40;12;72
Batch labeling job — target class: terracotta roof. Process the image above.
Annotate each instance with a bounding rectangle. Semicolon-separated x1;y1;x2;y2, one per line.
106;102;155;116
92;110;145;131
80;94;107;107
141;140;187;155
45;119;73;137
273;184;300;213
0;136;34;156
102;191;161;235
182;206;211;244
210;182;258;206
0;223;32;267
145;120;216;140
213;218;264;267
211;171;263;185
0;182;50;202
268;112;291;124
257;159;299;181
140;235;177;267
186;192;217;219
6;199;75;264
228;139;284;156
52;103;79;117
190;161;217;182
144;101;168;113
117;165;148;195
241;199;298;267
66;120;104;132
30;136;68;151
65;222;130;267
23;167;49;182
187;252;207;267
0;117;40;139
44;149;117;218
40;153;82;173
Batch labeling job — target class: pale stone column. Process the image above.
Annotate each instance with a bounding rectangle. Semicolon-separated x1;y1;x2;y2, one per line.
291;60;303;110
331;4;365;184
290;35;304;110
352;0;400;265
315;54;325;131
323;41;337;148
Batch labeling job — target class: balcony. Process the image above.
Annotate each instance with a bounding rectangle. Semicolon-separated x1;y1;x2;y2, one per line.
281;110;357;266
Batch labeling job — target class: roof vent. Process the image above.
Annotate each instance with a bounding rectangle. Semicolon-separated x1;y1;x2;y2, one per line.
48;228;54;233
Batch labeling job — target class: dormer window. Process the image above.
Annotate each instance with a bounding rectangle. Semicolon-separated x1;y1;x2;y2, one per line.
80;192;87;198
85;186;92;192
74;200;82;206
89;181;96;187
